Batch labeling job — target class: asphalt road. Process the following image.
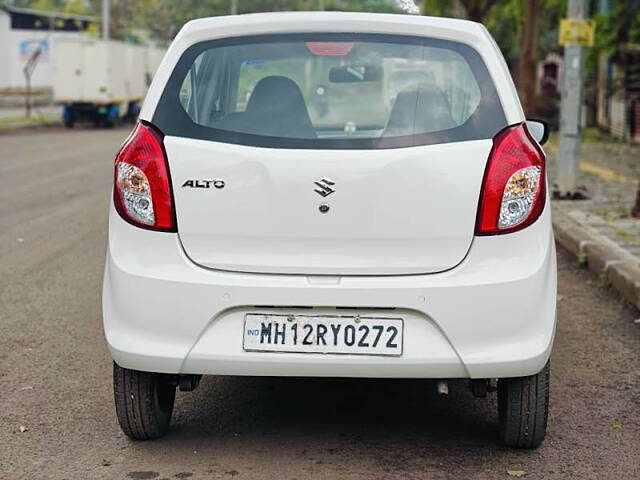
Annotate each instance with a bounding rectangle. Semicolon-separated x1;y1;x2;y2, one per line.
1;127;639;480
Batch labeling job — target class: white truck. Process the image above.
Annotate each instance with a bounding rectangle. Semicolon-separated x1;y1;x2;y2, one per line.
52;37;164;128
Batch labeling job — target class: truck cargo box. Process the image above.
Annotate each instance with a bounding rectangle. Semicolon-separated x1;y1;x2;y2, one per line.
52;37;128;105
125;44;146;101
144;46;166;86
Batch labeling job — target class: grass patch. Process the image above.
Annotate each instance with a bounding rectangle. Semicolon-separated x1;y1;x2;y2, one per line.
577;251;588;266
582;127;619;144
0;115;59;129
616;229;635;239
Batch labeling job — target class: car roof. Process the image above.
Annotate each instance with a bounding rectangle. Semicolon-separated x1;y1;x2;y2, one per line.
185;10;480;28
178;12;485;44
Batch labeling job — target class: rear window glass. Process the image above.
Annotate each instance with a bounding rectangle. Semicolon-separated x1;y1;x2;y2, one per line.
154;33;506;149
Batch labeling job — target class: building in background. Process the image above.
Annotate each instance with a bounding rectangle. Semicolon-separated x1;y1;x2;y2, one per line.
0;4;95;90
596;47;640;142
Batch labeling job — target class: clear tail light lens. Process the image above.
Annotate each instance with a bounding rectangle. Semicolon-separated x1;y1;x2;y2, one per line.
116;163;155;225
113;122;176;232
499;166;542;228
476;124;546;235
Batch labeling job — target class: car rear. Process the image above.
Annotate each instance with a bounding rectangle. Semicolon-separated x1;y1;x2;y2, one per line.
103;12;556;446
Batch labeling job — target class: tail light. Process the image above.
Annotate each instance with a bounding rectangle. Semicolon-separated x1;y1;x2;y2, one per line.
475;124;546;235
113;122;176;232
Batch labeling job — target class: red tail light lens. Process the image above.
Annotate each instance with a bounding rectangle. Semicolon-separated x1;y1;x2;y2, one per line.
476;124;546;235
113;122;176;232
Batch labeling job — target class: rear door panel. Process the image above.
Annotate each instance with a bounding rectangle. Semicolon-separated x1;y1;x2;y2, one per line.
166;136;491;275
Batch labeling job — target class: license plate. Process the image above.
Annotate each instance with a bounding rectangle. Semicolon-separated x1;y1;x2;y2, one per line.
243;314;403;356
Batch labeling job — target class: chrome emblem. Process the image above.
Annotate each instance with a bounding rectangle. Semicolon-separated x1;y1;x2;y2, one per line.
314;177;335;197
182;179;225;189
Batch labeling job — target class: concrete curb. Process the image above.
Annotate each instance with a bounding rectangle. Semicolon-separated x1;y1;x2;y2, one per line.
552;205;640;310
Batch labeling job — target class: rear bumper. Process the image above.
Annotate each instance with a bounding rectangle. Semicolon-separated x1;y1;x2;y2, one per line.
103;203;557;379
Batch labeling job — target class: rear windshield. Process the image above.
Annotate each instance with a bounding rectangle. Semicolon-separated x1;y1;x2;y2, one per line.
153;33;506;149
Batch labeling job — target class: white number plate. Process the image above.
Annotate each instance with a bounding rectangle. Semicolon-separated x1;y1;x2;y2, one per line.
243;314;403;356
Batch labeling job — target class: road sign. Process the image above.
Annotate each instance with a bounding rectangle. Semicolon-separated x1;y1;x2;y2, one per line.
559;18;595;46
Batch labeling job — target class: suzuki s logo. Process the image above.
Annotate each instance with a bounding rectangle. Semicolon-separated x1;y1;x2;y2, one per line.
182;179;225;189
314;177;335;197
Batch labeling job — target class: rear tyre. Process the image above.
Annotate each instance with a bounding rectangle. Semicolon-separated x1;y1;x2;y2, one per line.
113;362;176;440
63;109;75;128
498;361;550;448
104;117;119;128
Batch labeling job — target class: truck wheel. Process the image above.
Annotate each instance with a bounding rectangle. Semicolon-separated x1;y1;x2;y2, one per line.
104;117;119;128
63;109;75;128
498;361;550;448
104;104;121;128
113;362;176;440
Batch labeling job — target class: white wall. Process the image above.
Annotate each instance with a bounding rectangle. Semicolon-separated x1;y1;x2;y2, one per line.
0;11;11;89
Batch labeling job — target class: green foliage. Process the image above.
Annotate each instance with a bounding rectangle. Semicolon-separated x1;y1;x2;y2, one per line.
585;1;640;85
9;0;403;41
14;0;637;60
324;0;399;13
591;0;640;55
421;0;452;16
537;0;566;53
582;127;618;143
422;0;566;63
483;0;521;60
10;0;90;14
577;251;588;266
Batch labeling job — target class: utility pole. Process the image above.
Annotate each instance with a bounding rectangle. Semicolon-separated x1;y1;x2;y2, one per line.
231;0;238;15
23;48;42;118
102;0;110;41
556;0;587;198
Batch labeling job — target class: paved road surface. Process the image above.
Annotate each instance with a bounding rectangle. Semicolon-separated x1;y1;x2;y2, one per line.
1;127;638;480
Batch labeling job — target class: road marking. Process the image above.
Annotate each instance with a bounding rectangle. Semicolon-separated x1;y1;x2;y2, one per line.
545;142;637;184
580;161;637;184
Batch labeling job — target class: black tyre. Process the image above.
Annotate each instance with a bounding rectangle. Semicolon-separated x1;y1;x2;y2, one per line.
63;110;75;128
104;115;121;128
498;361;550;448
113;362;176;440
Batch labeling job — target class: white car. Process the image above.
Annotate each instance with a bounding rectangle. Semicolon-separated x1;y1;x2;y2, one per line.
103;12;556;447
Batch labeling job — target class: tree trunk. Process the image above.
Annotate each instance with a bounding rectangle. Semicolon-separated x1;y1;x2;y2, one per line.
632;184;640;219
459;0;498;23
517;0;540;117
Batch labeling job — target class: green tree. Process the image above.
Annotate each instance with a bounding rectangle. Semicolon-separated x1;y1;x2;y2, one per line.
517;0;540;115
590;0;640;217
458;0;498;22
423;0;567;115
590;0;640;62
96;0;402;41
423;0;498;22
10;0;405;41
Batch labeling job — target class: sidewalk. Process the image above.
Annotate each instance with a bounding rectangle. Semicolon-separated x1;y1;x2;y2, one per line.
547;136;640;309
0;110;61;132
0;105;59;119
0;90;60;131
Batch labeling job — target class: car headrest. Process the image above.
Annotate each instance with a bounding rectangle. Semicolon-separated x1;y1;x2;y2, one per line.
384;84;456;137
247;76;306;114
235;75;315;138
